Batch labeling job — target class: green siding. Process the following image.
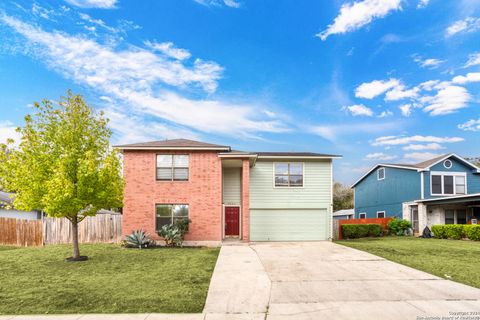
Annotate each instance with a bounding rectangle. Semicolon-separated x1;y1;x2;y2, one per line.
250;209;329;241
222;167;241;205
249;159;333;241
250;160;332;209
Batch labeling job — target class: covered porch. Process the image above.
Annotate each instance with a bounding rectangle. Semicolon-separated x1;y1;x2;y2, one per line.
403;193;480;234
218;152;257;241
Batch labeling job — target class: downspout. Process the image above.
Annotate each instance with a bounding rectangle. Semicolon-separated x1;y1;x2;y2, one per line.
420;171;425;200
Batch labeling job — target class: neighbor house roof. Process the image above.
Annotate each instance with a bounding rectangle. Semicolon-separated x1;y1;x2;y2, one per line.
0;191;14;205
351;153;480;188
115;139;231;151
333;209;354;217
415;193;480;205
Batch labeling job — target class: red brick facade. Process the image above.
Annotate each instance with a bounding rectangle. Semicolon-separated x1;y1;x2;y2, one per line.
122;150;223;241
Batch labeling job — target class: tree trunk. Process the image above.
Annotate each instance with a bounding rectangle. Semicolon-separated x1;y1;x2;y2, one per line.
71;216;81;259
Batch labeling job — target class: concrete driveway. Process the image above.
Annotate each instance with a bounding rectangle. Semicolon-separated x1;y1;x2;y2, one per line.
204;241;480;320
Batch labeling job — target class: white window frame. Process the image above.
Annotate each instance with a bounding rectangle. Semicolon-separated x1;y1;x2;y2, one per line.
376;211;386;218
377;168;385;181
430;171;467;196
273;162;304;188
359;212;367;219
443;159;453;169
156;154;189;181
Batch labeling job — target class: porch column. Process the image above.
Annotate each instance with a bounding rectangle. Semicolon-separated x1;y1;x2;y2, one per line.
418;202;428;232
241;159;250;242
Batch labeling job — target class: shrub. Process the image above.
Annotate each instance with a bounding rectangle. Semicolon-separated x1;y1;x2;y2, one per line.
158;218;191;247
342;224;383;239
432;225;466;240
124;230;153;249
431;225;447;239
445;225;465;240
464;225;480;241
368;224;383;237
388;218;412;236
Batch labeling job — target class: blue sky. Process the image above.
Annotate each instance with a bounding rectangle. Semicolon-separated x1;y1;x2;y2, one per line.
0;0;479;184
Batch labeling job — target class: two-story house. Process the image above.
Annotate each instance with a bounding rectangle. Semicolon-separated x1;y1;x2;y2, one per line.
116;139;340;244
352;154;480;233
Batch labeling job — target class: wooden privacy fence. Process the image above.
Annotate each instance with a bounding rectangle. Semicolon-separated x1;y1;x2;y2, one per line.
0;213;122;247
336;217;393;240
0;218;43;246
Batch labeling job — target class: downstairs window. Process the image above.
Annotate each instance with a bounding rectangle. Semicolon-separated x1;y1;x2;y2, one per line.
156;204;189;230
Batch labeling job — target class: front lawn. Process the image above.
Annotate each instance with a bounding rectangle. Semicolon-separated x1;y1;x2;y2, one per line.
336;237;480;288
0;244;219;314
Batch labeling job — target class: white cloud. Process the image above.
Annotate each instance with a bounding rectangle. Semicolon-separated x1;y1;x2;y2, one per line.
103;107;199;144
378;110;393;118
0;14;287;139
399;104;412;117
310;121;401;142
194;0;241;8
355;78;400;99
452;72;480;84
417;0;430;8
404;152;441;162
364;152;396;161
402;143;445;151
418;80;441;91
458;118;480;132
464;52;480;68
342;104;374;116
446;17;480;37
0;121;20;144
422;85;471;115
372;135;464;147
413;56;445;69
385;84;419;101
64;0;117;9
144;41;191;60
316;0;402;40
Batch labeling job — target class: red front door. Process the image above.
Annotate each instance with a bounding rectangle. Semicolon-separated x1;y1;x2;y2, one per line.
225;206;240;236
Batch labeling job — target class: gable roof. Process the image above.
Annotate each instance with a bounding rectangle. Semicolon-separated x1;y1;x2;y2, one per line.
351;153;480;188
255;152;341;159
115;139;231;151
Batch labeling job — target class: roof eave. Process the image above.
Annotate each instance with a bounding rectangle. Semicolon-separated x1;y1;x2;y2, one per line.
256;155;342;159
115;146;231;151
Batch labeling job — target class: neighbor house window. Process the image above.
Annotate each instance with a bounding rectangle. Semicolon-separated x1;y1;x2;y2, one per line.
156;155;189;181
431;172;466;196
443;159;452;169
274;163;303;187
156;204;189;230
457;209;467;224
377;211;386;218
377;168;385;180
445;209;455;224
359;213;367;219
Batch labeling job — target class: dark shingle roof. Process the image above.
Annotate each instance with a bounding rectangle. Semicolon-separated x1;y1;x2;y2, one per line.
255;152;341;157
382;154;450;169
115;139;230;150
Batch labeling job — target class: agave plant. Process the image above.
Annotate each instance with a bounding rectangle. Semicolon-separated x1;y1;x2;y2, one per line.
125;230;153;249
158;224;184;247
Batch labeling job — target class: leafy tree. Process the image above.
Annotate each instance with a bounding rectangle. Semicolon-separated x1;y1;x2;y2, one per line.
333;182;353;211
0;91;124;261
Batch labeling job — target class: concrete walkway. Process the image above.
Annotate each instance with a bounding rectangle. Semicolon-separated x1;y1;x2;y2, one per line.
3;241;480;320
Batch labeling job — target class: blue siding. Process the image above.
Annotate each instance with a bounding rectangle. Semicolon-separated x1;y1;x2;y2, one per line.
354;167;421;218
424;156;480;199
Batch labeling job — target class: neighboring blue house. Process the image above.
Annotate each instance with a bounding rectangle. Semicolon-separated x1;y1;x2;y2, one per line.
351;154;480;233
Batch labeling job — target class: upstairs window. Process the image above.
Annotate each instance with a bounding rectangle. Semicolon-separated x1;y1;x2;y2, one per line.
156;155;189;181
274;163;303;187
431;172;466;196
377;168;385;180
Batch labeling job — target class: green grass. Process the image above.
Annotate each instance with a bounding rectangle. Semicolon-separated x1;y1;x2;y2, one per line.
336;237;480;288
0;244;219;315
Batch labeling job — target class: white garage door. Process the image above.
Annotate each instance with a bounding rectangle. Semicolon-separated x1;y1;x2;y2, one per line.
250;209;329;241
